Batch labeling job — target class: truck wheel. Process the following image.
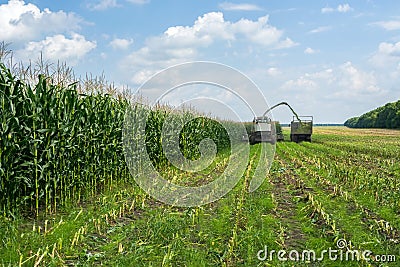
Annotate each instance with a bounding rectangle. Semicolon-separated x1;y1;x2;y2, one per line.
249;135;255;145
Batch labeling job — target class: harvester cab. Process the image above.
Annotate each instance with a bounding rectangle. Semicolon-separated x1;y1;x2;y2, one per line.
248;116;276;145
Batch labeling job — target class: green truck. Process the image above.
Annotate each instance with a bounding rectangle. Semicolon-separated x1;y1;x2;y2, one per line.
290;116;313;142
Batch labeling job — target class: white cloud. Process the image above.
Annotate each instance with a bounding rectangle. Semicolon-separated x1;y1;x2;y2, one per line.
123;12;297;84
282;76;318;91
370;20;400;31
126;0;150;4
0;0;82;42
280;63;381;99
109;38;133;50
266;67;281;76
16;33;96;65
323;63;380;96
154;12;295;50
333;61;380;96
321;7;334;13
321;3;353;14
337;4;352;13
304;47;318;54
219;2;262;11
232;16;298;47
369;41;400;67
308;26;331;34
376;42;400;57
279;38;298;49
87;0;119;11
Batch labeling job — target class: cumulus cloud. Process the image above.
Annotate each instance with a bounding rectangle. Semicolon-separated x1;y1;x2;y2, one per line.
126;0;150;4
369;41;400;67
109;38;133;50
370;20;400;31
282;76;318;92
304;47;318;54
16;33;96;65
308;26;331;34
281;63;381;99
334;61;380;96
0;0;82;42
157;12;295;50
376;42;400;57
321;3;353;14
87;0;149;9
219;2;262;11
337;4;352;12
266;67;281;76
87;0;120;11
123;12;297;84
232;15;297;47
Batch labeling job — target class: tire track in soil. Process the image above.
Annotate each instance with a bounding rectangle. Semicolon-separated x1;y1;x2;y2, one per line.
270;158;310;250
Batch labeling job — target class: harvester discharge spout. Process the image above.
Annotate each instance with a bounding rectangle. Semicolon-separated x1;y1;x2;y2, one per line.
262;101;301;122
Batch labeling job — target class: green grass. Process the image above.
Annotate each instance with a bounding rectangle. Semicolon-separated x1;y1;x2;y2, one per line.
2;127;399;266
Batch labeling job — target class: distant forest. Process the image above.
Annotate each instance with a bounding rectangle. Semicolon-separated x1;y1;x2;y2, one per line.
344;99;400;129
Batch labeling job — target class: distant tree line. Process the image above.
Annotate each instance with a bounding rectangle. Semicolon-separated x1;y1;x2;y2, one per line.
344;100;400;129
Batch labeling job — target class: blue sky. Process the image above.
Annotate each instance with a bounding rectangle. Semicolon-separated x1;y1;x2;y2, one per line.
1;0;400;123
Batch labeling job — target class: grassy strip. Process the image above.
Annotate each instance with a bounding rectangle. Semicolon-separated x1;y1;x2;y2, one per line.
278;141;399;264
3;127;399;266
286;138;400;230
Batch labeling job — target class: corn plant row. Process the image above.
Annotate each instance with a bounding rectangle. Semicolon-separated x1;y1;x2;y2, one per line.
272;156;377;266
282;145;399;242
299;141;400;192
278;143;400;245
0;63;130;217
317;137;400;160
14;186;148;266
301;141;399;178
280;143;397;217
225;152;257;264
273;151;342;239
274;153;380;266
0;63;242;217
285;141;399;211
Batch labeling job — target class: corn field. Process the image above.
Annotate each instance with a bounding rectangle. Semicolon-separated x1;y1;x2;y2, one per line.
0;63;242;218
2;55;399;265
0;63;129;216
